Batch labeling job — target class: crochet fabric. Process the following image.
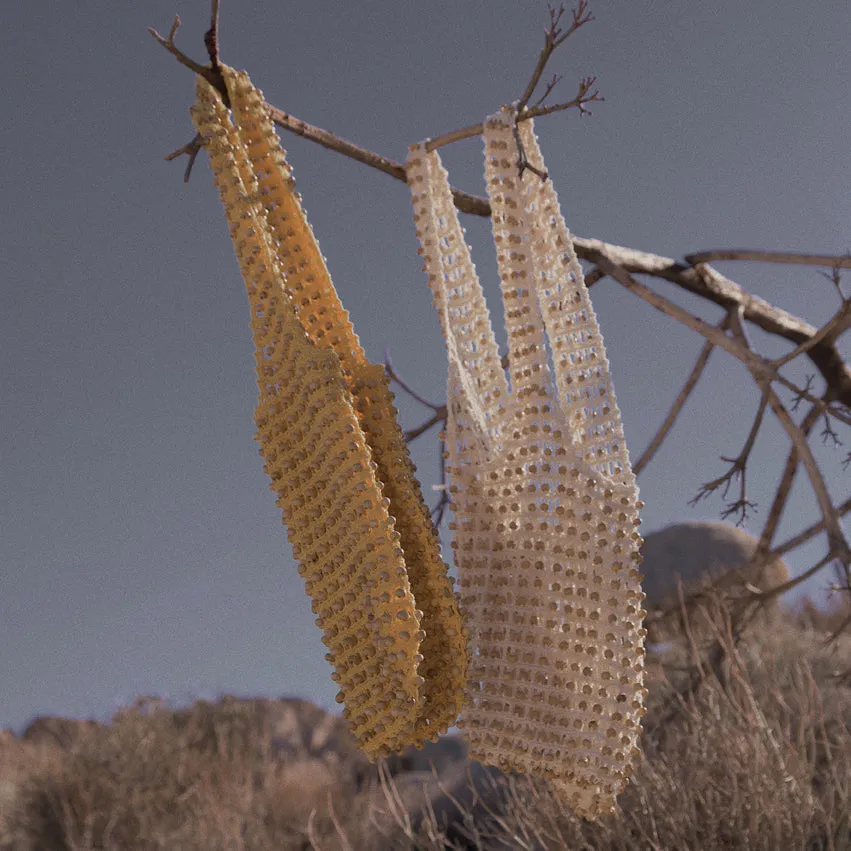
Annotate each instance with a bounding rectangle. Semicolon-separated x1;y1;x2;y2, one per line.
191;66;466;759
407;108;648;818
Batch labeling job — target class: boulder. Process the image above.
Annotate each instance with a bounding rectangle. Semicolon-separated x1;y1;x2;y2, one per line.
639;520;790;642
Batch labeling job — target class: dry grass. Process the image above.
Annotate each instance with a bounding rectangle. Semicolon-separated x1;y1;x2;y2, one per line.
1;605;849;850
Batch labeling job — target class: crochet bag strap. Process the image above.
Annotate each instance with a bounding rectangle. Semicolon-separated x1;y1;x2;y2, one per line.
407;141;509;470
408;109;648;819
513;110;635;486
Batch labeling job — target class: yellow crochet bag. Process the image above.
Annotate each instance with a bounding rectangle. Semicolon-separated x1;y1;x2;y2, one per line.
191;66;466;758
407;107;648;817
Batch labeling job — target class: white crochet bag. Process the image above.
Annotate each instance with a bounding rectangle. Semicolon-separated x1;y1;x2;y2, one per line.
407;107;648;818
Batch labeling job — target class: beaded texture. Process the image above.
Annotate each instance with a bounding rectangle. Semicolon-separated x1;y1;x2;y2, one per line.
191;66;466;759
407;107;648;818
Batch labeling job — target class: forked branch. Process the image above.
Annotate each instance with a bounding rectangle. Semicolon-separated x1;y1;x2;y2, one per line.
689;390;768;525
517;2;595;114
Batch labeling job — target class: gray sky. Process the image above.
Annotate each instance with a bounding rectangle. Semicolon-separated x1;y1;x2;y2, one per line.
1;1;849;733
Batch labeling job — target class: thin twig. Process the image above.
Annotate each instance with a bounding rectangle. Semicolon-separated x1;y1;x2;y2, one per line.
404;410;446;443
522;76;602;119
633;318;726;476
205;0;221;69
757;401;824;554
768;385;851;590
383;350;450;523
164;133;204;183
511;75;600;179
685;249;851;269
423;80;603;154
773;494;851;558
588;253;775;379
744;551;837;606
432;429;451;527
267;104;411;181
689;390;768;525
531;73;563;109
772;299;851;367
821;408;843;448
820;264;847;300
383;350;444;411
512;121;548;181
728;307;851;583
516;1;594;115
776;375;851;428
148;17;215;83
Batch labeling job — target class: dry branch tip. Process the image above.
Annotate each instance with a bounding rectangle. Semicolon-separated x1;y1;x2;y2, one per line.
148;17;210;79
517;0;596;115
164;133;203;183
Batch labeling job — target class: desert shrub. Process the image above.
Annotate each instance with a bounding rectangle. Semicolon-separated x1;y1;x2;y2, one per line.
0;697;398;850
2;616;849;850
434;617;851;851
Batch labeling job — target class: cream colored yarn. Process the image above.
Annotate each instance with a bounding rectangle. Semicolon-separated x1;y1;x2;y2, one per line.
407;107;648;818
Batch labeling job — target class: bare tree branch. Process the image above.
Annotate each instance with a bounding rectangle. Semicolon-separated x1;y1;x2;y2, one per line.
685;249;851;269
522;77;602;119
151;14;851;413
586;253;774;378
578;239;851;410
820;264;847;301
633;319;725;476
164;133;203;183
423;82;602;154
772;299;851;367
266;104;411;181
757;401;823;554
773;495;851;559
531;73;563;109
516;1;595;114
383;351;445;412
385;351;450;523
149;17;216;84
512;121;549;181
777;378;851;428
404;410;446;443
756;551;839;604
728;308;851;586
689;390;768;525
154;0;851;608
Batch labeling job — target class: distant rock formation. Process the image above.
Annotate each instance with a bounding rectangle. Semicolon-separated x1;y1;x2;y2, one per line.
6;696;517;848
20;716;101;749
113;694;374;793
639;520;791;641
